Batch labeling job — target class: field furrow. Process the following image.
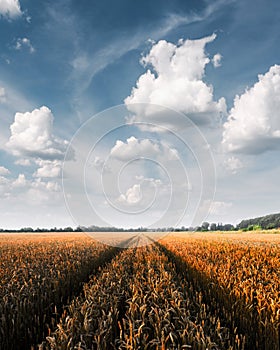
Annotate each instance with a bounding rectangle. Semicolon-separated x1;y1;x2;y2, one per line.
41;243;242;350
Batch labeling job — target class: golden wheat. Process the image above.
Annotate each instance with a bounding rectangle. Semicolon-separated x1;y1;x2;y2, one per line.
41;243;244;349
1;232;279;350
162;233;280;349
0;233;117;350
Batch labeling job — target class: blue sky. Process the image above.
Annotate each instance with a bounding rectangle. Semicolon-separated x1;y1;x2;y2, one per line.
0;0;280;229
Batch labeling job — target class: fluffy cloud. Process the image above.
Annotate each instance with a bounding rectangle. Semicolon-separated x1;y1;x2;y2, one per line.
119;184;142;204
212;53;222;68
33;160;61;178
125;34;226;129
30;178;60;193
15;37;35;53
0;0;22;19
110;136;178;161
0;166;10;175
0;170;61;204
223;65;280;154
12;173;26;187
118;177;163;206
13;177;61;205
6;106;68;160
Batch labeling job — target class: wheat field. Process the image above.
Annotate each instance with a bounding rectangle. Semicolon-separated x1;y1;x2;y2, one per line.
0;231;279;349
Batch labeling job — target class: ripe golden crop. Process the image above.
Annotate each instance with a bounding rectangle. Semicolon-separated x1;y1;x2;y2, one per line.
40;243;245;349
1;231;279;350
162;232;280;349
0;233;117;350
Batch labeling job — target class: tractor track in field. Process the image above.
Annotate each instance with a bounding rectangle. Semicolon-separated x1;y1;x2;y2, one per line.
39;243;246;350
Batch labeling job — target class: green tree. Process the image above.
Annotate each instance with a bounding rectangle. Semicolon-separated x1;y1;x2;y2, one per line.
201;222;210;231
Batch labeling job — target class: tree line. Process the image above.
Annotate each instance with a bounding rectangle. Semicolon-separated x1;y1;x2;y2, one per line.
236;212;280;230
0;213;279;232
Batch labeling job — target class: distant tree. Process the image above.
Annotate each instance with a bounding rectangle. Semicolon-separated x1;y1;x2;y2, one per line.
201;222;210;231
222;224;234;231
267;223;277;229
210;223;217;231
20;227;33;232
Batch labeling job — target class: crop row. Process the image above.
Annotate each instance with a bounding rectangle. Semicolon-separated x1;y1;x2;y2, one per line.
41;243;244;350
0;234;118;350
162;235;280;349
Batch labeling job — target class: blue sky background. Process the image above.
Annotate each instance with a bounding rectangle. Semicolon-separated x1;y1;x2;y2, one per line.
0;0;280;229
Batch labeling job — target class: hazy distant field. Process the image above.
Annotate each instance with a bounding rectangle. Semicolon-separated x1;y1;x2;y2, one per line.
0;231;280;349
2;229;280;245
167;229;280;242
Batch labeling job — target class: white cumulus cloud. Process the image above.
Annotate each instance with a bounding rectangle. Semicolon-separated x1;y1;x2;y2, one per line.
118;177;163;206
110;136;178;161
30;178;60;193
0;166;10;175
223;65;280;154
6;106;69;160
12;173;26;187
0;171;62;205
119;184;142;204
33;160;62;178
125;34;226;129
0;0;22;19
212;53;222;68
